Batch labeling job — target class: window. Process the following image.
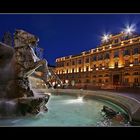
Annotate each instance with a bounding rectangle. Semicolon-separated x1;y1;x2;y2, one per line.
85;58;89;63
98;54;103;60
78;74;81;78
93;56;97;61
134;58;139;65
72;61;75;65
134;78;139;83
133;48;139;54
105;63;109;68
105;79;109;83
105;74;109;77
62;70;64;74
105;52;110;59
124;78;129;83
124;49;130;56
66;75;68;79
79;67;81;72
66;62;69;66
114;39;119;44
125;60;130;66
99;79;102;83
86;66;89;71
115;62;118;67
99;64;102;68
114;50;119;58
124;73;130;76
86;79;90;83
133;72;139;75
72;68;74;73
85;74;89;78
58;62;64;67
78;59;82;64
78;80;81;83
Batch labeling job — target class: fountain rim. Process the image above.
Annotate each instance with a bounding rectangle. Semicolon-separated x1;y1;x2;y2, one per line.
46;88;140;125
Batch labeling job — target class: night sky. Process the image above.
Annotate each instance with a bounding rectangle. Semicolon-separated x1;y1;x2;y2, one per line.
0;14;140;65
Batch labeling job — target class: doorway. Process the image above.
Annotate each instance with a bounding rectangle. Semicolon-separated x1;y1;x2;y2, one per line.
113;74;120;85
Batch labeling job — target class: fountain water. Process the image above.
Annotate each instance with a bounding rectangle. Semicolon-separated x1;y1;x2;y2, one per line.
65;96;84;104
0;29;52;117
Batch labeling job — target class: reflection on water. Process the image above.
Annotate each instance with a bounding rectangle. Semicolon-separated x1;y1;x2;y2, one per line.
0;95;130;126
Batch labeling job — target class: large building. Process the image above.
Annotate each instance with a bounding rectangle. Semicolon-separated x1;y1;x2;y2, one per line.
55;31;140;89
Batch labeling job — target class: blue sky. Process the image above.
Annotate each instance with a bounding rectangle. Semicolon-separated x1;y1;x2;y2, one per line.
0;14;140;65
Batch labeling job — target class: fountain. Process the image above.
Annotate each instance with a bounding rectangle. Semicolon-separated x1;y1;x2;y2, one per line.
65;96;84;104
0;29;51;117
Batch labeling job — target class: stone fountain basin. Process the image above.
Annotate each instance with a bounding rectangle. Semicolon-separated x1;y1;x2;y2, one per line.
0;94;50;118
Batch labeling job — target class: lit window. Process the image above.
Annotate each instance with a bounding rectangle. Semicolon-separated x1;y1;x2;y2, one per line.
134;58;139;65
125;60;130;66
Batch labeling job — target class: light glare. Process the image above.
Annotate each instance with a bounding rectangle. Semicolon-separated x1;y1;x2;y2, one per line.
123;24;136;35
102;34;110;43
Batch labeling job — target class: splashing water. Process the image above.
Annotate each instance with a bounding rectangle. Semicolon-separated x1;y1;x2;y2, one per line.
64;96;84;104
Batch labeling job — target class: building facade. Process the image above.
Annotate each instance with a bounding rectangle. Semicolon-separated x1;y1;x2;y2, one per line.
55;32;140;89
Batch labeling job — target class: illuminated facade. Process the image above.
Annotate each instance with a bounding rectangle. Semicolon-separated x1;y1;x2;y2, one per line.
55;32;140;89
